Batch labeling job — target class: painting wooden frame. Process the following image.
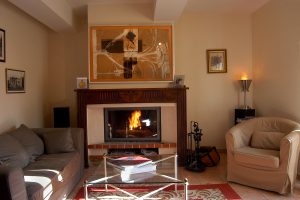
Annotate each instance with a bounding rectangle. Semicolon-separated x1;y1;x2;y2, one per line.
0;28;5;62
89;25;173;82
207;49;227;73
6;68;25;93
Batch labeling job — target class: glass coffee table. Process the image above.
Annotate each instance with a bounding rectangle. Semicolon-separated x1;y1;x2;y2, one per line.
84;154;188;200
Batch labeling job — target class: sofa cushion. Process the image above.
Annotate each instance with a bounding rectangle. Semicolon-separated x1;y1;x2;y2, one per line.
41;128;75;154
0;133;30;168
234;146;280;169
8;124;44;161
24;152;80;200
251;131;285;150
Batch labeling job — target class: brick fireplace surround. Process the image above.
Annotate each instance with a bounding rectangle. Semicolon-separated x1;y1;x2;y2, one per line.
76;87;188;167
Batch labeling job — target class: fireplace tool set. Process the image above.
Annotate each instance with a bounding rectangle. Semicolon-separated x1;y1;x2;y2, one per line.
186;121;206;172
186;121;221;172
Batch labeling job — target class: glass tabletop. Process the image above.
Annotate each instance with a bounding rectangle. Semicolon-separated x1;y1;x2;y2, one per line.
86;154;183;186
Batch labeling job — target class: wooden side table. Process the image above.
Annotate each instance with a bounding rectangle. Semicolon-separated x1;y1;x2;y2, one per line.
235;109;255;124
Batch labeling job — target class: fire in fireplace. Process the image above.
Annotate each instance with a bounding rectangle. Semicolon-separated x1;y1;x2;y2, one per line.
104;107;161;142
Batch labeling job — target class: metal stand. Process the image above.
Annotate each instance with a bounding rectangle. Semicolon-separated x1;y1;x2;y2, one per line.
186;121;206;172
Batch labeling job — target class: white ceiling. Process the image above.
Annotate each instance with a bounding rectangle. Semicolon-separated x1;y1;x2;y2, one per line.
67;0;270;16
185;0;270;15
8;0;270;32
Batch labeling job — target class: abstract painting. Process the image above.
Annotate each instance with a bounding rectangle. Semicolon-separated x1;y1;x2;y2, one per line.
89;26;173;82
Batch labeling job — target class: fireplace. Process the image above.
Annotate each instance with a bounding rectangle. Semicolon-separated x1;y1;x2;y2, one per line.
76;87;188;167
104;107;161;142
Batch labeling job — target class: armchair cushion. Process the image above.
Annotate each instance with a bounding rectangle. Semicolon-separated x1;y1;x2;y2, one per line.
234;146;280;169
250;131;285;150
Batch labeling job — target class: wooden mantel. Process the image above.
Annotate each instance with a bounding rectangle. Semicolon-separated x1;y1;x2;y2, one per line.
75;87;188;167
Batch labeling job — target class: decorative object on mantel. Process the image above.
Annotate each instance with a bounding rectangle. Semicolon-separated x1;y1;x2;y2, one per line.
240;74;252;109
89;25;173;82
0;28;5;62
170;75;185;88
76;77;88;89
5;68;25;93
206;49;227;73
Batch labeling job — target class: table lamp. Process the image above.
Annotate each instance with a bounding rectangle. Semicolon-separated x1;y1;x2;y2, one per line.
240;76;252;109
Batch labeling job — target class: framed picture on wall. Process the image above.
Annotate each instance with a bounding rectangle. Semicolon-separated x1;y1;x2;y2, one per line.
0;28;5;62
89;25;173;82
6;68;25;93
206;49;227;73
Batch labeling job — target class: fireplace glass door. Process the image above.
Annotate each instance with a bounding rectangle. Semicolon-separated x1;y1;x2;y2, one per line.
104;107;161;142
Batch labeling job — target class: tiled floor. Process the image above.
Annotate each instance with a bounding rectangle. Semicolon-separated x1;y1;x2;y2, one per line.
68;153;300;199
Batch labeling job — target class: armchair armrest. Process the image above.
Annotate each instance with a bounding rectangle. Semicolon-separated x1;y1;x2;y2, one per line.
0;166;28;200
280;131;300;169
226;125;253;151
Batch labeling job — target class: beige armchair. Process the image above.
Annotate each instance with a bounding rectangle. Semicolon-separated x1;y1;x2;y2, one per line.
226;117;300;194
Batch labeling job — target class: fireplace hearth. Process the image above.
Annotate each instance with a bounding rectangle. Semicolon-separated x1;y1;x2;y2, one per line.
104;107;161;142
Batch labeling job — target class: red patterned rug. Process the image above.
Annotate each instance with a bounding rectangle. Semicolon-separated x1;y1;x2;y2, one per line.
73;184;241;200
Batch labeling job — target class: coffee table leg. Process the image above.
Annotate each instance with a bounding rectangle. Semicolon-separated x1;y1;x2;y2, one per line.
175;154;178;192
104;155;108;191
84;180;88;200
184;178;189;200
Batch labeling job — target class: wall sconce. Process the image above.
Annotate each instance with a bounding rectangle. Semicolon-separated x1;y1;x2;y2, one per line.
240;76;252;109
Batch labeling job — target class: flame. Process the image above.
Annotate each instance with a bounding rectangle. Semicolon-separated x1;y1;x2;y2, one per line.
128;110;141;130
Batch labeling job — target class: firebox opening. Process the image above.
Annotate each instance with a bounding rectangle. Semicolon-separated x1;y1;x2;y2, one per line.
104;107;161;142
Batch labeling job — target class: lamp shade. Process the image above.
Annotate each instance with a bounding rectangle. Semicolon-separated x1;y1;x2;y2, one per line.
240;80;252;92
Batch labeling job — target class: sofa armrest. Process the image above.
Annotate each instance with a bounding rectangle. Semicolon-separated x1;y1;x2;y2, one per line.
70;128;84;176
0;166;28;200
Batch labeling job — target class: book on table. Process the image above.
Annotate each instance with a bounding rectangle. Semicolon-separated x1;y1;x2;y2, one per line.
107;155;157;176
120;171;156;182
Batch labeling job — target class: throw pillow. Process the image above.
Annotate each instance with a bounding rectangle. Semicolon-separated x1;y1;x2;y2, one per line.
0;133;30;168
8;124;44;161
42;128;75;154
251;131;285;150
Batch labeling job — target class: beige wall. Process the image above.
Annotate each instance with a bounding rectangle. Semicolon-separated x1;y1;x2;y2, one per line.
253;0;300;122
86;6;253;148
45;19;88;127
175;12;253;148
46;4;253;149
0;1;48;133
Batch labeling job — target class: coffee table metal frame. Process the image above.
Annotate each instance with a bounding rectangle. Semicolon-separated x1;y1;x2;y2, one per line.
84;154;189;200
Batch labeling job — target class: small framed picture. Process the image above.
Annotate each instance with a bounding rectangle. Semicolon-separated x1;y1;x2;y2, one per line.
174;75;185;87
6;68;25;93
206;49;227;73
0;28;5;62
170;75;185;88
76;77;88;89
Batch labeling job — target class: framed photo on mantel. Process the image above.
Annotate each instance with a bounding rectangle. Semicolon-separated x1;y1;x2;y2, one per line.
206;49;227;73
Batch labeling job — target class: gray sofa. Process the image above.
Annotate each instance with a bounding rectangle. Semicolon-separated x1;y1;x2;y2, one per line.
0;125;84;200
